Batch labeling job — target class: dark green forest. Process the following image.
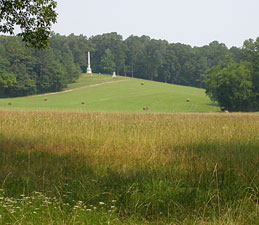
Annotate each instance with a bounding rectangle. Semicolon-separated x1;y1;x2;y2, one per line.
0;33;258;111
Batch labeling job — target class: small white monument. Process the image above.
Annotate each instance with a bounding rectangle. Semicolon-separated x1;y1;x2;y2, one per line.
112;71;117;79
86;51;92;75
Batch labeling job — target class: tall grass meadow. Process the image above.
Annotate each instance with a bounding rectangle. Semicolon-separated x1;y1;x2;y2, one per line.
0;111;258;224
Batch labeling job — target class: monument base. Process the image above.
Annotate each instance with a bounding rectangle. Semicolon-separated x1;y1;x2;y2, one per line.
112;72;117;78
86;67;92;75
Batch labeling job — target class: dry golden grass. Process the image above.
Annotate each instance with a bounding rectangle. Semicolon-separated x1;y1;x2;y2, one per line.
0;111;258;224
1;111;258;166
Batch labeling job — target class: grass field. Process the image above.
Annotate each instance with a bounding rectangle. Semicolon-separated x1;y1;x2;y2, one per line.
0;74;220;113
0;111;258;224
0;74;258;224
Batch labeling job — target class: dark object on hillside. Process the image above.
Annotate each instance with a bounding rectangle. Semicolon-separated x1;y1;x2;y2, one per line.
143;106;149;111
44;98;48;101
186;98;190;102
81;101;86;105
141;82;144;85
8;102;12;106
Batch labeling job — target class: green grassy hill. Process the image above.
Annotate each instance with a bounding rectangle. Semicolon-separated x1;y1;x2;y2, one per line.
0;74;220;113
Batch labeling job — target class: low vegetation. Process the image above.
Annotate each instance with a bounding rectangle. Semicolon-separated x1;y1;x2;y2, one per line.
0;111;258;224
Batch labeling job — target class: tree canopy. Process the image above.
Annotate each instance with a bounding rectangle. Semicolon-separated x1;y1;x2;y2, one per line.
0;35;81;97
205;38;259;112
0;0;57;49
206;60;254;111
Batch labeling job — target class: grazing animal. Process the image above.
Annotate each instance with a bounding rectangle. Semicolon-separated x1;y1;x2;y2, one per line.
81;101;86;105
143;106;148;111
8;102;12;106
44;98;48;101
141;82;144;85
186;98;190;102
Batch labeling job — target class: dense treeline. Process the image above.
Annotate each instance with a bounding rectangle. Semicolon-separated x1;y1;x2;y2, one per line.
0;32;229;97
0;35;81;97
89;32;229;87
0;33;258;111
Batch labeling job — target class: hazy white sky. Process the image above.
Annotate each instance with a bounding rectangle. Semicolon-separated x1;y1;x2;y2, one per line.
52;0;259;47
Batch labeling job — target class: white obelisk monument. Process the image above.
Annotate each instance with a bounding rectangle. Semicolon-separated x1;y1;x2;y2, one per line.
86;51;92;75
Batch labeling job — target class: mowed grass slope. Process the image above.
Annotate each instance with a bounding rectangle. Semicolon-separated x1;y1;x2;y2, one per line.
0;74;220;113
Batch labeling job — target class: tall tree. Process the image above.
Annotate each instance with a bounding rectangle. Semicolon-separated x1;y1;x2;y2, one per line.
241;38;259;108
100;49;115;74
125;35;144;77
0;72;16;97
89;32;123;73
34;48;65;93
142;39;166;80
206;58;256;112
0;0;57;48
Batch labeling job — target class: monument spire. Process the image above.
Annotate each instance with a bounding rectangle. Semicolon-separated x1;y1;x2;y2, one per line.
86;51;92;75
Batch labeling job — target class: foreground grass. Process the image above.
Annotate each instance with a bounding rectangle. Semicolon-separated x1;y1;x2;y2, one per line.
0;74;220;113
0;111;258;224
